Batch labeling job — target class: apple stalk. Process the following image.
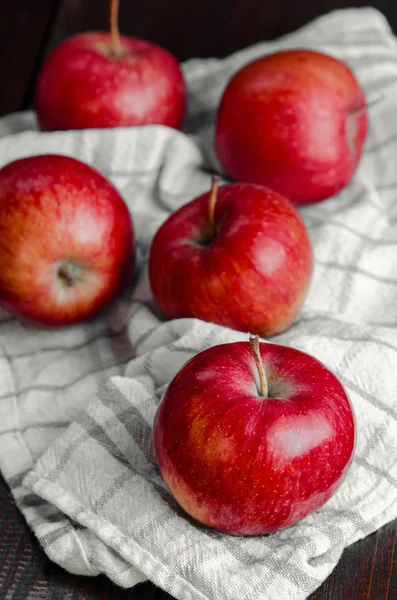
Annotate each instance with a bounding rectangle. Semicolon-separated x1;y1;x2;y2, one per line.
110;0;122;57
57;261;81;288
249;334;268;398
207;176;219;240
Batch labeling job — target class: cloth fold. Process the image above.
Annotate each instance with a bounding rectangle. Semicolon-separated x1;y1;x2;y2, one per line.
1;7;397;599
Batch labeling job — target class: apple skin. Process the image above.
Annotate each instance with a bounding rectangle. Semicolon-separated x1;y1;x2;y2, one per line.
149;182;313;337
215;49;368;205
0;154;135;327
34;32;186;131
153;341;355;536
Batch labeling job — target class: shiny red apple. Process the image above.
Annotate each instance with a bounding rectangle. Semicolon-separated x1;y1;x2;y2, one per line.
149;178;313;337
154;335;355;535
0;154;135;326
215;49;368;205
34;0;186;131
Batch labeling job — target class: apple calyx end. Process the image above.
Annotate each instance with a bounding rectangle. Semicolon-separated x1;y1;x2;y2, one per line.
57;261;81;288
249;334;268;398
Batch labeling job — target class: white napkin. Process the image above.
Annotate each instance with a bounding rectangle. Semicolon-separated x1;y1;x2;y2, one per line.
1;7;397;599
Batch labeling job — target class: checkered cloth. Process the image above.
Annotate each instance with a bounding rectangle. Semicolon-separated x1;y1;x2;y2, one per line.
1;7;397;599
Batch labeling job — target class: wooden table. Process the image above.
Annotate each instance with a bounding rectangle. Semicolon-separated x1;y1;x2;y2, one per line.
0;1;396;598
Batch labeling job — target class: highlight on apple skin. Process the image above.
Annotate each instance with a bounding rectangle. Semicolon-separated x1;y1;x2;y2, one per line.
153;337;356;536
0;154;135;327
215;49;368;205
149;178;313;337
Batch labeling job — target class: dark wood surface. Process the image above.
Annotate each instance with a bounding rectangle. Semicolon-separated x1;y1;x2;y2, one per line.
1;1;397;598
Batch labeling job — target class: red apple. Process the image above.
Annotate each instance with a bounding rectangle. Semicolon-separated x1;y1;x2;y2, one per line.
34;0;186;131
0;154;135;326
149;178;313;337
154;335;355;535
215;49;368;205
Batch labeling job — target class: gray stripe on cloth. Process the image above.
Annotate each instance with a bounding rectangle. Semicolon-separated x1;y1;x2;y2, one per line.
101;544;141;578
316;260;397;286
0;359;131;402
141;331;218;384
133;324;161;352
77;411;132;468
360;424;388;456
44;398;156;486
206;530;321;590
274;523;344;566
123;407;158;467
196;328;226;352
152;163;173;213
101;389;157;466
364;75;397;94
39;524;75;548
338;239;368;314
0;421;70;436
5;326;128;359
318;507;369;538
306;218;397;245
163;319;182;340
142;352;161;386
45;429;90;483
298;325;397;356
166;345;203;356
303;522;345;552
133;504;178;546
302;189;365;219
102;167;159;177
8;469;30;489
80;407;162;487
79;404;160;487
376;179;397;190
355;456;397;489
296;313;368;329
365;130;397;153
92;469;137;514
30;508;76;529
367;320;397;327
339;375;397;421
18;493;48;509
134;320;183;353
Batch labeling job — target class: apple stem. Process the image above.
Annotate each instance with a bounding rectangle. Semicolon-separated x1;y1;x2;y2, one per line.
249;335;268;398
110;0;122;58
208;176;219;238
